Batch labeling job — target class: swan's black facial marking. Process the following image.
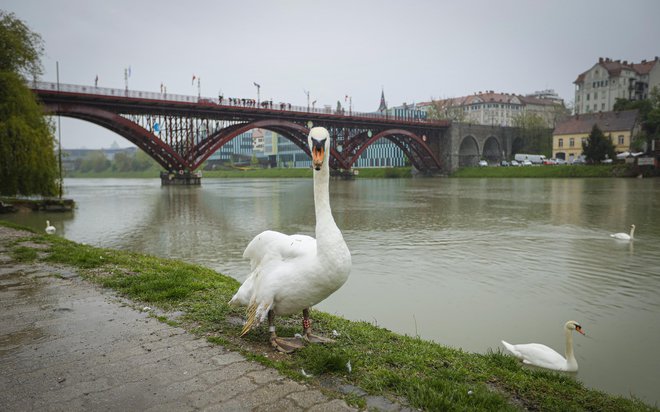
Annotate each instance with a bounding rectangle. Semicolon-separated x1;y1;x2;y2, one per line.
312;138;326;151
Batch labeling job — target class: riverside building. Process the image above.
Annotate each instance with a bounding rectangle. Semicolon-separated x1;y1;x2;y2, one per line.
574;57;660;114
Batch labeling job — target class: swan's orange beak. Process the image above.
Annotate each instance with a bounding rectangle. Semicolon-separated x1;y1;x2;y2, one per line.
311;138;326;171
575;325;585;335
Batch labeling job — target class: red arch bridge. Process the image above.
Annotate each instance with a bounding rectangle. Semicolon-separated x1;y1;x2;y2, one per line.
31;81;454;182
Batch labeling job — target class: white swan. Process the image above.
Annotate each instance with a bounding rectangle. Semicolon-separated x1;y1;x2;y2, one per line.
45;220;56;234
501;320;585;372
229;127;351;352
610;224;635;240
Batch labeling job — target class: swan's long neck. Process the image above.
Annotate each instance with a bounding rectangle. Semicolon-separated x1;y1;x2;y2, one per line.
564;327;577;369
630;226;635;238
313;164;344;254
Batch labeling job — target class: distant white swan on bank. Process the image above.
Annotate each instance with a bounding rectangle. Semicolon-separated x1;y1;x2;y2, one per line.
229;127;351;353
501;320;586;372
45;220;56;234
610;224;635;240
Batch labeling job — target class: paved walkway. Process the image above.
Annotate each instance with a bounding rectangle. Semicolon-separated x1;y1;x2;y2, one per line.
0;226;356;411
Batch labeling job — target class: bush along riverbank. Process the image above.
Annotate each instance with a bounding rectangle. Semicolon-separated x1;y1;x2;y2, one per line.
2;221;654;411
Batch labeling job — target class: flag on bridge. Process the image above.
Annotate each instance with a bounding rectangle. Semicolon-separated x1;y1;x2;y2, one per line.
192;74;196;85
95;75;98;87
253;82;260;88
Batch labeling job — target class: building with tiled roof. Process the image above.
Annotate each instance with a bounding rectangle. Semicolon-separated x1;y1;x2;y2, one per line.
574;56;660;114
552;110;640;162
418;90;566;128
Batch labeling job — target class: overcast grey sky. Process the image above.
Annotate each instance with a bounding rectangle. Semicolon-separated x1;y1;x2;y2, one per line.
4;0;660;148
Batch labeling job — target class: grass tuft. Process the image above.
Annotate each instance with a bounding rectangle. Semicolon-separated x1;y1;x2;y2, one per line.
11;246;38;262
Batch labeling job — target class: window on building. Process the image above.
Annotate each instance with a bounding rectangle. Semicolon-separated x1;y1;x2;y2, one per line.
558;138;563;148
602;103;605;110
586;93;590;100
569;138;575;147
594;92;598;99
618;135;625;145
581;138;587;146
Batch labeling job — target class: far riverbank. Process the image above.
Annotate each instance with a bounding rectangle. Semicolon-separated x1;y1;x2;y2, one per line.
61;163;658;179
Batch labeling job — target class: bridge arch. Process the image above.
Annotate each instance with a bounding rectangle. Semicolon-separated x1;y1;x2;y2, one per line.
511;137;525;157
482;135;502;164
195;119;351;170
458;135;480;167
346;129;441;171
42;103;187;171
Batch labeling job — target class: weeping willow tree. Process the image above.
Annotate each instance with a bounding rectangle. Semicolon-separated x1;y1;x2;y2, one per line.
0;11;58;196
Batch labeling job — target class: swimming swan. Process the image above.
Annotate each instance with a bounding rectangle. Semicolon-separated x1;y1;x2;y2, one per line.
229;127;351;352
45;220;56;234
501;320;585;372
610;224;635;240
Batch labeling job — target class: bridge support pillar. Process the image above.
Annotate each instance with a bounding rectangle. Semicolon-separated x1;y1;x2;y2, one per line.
160;171;201;186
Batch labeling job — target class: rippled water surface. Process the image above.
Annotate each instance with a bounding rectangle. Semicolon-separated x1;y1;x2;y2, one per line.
7;177;660;404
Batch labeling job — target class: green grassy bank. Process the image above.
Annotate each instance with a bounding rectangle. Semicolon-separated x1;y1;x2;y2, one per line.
2;221;654;411
451;164;643;178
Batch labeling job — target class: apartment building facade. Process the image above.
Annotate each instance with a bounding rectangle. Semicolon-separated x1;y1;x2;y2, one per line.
574;56;660;114
420;90;566;128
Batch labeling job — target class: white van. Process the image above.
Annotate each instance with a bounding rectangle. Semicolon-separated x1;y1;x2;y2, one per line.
514;154;546;164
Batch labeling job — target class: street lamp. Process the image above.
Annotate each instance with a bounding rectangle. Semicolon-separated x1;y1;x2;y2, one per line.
254;82;261;105
304;89;310;111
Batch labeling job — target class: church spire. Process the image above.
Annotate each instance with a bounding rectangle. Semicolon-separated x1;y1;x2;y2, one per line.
378;87;388;112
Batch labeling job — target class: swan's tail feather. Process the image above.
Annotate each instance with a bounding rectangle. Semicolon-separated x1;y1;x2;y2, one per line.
501;340;517;356
241;302;259;336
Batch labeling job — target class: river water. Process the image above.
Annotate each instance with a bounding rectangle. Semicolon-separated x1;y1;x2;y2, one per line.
6;177;660;405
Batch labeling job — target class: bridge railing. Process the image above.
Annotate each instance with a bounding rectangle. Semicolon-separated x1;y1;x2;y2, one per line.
30;81;448;126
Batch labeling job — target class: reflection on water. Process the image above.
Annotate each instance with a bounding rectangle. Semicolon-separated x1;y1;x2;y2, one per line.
5;177;660;405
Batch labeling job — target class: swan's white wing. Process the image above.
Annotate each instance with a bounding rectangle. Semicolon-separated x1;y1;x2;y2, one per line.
230;230;316;308
503;341;567;370
243;230;315;269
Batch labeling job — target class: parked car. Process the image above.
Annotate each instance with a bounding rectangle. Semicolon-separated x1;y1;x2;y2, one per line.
510;160;520;166
500;160;510;167
521;160;533;166
555;158;567;165
543;158;557;165
478;160;488;167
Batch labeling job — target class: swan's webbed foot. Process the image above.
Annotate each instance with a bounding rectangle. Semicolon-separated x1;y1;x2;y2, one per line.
304;331;335;344
270;336;305;353
302;308;335;344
